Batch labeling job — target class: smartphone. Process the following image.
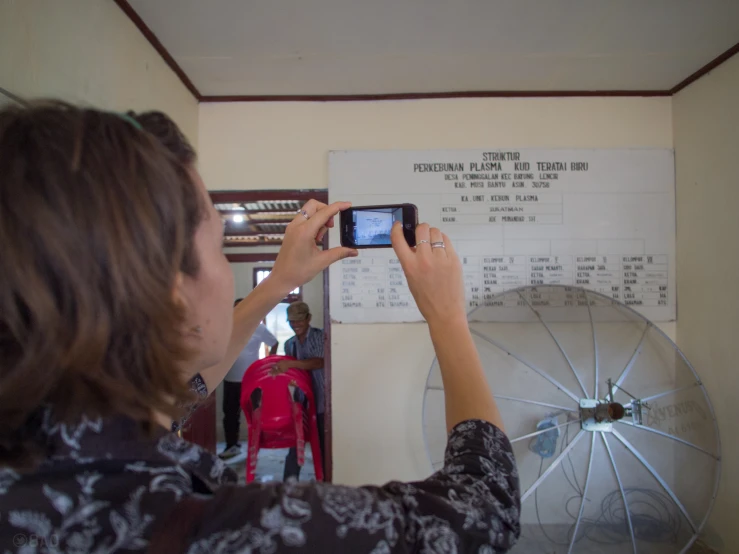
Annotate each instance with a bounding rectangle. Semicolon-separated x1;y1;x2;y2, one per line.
340;204;418;248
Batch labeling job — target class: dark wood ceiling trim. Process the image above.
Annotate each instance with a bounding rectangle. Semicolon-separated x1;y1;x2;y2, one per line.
224;230;284;237
219;210;294;220
210;190;328;203
199;90;671;102
226;253;279;263
219;207;299;215
671;40;739;95
113;0;202;101
225;240;284;246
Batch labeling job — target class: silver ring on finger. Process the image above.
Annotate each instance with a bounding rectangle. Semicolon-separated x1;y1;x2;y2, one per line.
416;239;429;245
297;209;310;220
431;242;445;249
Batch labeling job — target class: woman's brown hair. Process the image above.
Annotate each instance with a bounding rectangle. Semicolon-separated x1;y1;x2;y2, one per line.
0;102;203;467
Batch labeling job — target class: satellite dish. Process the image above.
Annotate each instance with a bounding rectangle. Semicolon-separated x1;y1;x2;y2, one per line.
423;286;720;554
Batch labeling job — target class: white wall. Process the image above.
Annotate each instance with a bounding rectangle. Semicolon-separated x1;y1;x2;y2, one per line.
0;0;198;142
673;53;739;552
198;97;676;486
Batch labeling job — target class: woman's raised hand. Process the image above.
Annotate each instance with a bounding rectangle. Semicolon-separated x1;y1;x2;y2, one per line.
269;200;358;294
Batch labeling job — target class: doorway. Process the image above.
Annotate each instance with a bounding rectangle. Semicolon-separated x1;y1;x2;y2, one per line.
182;190;333;483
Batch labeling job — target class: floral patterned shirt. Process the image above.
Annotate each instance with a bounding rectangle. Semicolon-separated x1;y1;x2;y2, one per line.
0;412;520;553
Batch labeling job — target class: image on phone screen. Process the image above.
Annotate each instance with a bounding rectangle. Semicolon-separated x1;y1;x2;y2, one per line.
353;207;403;246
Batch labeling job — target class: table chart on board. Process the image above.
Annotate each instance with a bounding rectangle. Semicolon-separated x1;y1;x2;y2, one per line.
339;253;668;309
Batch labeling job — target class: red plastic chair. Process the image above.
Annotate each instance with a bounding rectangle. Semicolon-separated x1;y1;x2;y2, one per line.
240;355;324;483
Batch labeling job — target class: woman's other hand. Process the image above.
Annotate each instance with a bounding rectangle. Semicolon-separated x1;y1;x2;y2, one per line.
390;222;466;325
393;222;504;432
269;200;358;294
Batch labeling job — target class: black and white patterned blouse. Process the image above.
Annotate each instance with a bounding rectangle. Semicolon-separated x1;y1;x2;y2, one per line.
0;409;520;553
171;373;209;433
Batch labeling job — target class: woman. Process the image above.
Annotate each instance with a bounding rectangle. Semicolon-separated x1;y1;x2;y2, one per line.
0;103;520;552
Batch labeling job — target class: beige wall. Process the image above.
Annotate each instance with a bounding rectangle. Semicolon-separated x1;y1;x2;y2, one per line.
198;97;676;487
673;53;739;552
0;0;198;142
198;98;673;191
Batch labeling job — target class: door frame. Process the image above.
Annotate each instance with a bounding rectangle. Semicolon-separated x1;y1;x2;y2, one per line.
213;189;334;482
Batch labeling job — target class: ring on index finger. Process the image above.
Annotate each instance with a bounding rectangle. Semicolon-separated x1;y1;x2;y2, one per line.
431;241;445;249
293;199;325;223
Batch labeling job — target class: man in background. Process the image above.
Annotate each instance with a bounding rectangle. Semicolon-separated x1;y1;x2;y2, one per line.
270;301;325;480
219;298;278;460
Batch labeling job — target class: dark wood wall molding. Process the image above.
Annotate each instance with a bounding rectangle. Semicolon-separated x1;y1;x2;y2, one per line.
199;90;672;102
0;87;28;106
322;246;333;482
670;40;739;94
114;0;202;100
116;1;738;102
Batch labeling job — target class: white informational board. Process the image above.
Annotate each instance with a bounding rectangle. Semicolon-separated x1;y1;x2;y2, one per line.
328;149;676;323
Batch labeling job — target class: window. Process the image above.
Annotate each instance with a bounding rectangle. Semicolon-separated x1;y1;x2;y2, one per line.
254;268;301;302
254;268;302;357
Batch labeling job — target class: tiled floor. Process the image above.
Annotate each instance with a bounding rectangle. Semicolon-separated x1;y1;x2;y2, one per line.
216;441;317;484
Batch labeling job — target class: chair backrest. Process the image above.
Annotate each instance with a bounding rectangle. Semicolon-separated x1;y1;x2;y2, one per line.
240;356;315;427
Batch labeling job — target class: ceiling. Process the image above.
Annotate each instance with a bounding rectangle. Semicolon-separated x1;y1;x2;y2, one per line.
126;0;739;96
215;199;301;246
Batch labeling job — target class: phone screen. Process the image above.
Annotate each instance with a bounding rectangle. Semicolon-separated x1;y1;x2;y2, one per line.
353;207;403;246
340;204;417;248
